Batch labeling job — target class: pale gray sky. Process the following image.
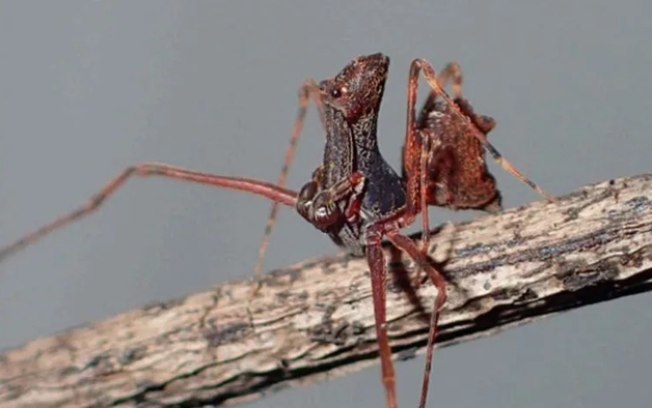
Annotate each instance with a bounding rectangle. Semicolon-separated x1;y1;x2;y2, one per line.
1;1;651;407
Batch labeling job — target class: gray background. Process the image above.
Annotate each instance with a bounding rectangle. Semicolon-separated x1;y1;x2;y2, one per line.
0;1;651;407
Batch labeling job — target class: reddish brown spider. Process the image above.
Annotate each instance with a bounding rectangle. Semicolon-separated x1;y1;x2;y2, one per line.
0;54;554;408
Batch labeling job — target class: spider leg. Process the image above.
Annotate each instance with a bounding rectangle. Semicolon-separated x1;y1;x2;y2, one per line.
0;163;297;262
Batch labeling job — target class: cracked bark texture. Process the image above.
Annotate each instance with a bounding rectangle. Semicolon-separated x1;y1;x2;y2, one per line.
1;174;651;408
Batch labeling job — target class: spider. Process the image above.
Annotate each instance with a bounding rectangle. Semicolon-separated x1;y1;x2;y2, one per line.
0;54;554;408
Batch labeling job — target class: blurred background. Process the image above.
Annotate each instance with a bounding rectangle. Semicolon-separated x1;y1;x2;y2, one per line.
1;1;651;407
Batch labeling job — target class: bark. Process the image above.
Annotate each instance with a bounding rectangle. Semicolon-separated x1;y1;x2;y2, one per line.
1;174;651;408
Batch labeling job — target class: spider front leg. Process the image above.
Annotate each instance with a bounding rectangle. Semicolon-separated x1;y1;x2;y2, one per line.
365;223;448;408
364;225;398;408
0;163;298;262
385;228;447;408
296;169;365;231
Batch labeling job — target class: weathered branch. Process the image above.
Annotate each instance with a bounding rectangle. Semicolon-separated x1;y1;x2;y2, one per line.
1;174;651;408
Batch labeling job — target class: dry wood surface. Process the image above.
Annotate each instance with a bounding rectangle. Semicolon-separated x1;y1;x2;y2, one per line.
1;174;651;408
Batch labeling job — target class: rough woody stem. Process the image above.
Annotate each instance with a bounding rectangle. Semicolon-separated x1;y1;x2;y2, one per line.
1;174;652;408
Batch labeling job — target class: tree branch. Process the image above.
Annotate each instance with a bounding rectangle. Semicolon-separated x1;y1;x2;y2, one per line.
1;174;651;408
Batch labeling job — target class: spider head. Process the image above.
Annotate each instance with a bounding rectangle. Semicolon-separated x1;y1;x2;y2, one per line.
319;53;389;122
